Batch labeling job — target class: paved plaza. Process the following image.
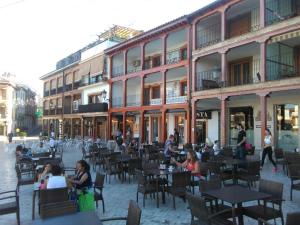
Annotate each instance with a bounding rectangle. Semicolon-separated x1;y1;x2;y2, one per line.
1;140;300;225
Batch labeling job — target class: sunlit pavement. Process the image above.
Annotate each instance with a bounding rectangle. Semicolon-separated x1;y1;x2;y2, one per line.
1;140;300;225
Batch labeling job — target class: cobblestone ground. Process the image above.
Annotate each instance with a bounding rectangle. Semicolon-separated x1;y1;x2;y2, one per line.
1;140;300;225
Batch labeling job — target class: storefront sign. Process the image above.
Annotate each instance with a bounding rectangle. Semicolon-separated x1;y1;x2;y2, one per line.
196;111;212;119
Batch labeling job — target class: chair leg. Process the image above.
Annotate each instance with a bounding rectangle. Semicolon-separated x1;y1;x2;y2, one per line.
143;194;145;207
290;187;293;201
102;199;105;213
16;210;20;225
173;196;176;209
96;200;98;208
136;192;139;202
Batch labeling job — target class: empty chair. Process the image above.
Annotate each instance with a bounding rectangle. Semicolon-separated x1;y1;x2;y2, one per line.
0;188;20;225
136;170;158;207
16;166;35;191
40;201;77;219
259;211;300;225
243;179;284;225
287;164;300;201
166;171;191;209
93;172;105;213
101;200;141;225
186;192;233;225
274;148;286;173
237;160;260;188
126;158;143;183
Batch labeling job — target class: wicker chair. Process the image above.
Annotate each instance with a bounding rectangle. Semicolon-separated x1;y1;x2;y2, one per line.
259;211;300;225
101;200;141;225
40;201;77;219
136;170;158;207
126;158;143;183
287;163;300;201
236;160;260;188
16;166;35;191
166;171;191;209
104;157;122;184
186;192;234;225
274;148;287;173
207;161;233;185
0;188;20;225
39;187;69;213
94;172;105;213
243;179;284;225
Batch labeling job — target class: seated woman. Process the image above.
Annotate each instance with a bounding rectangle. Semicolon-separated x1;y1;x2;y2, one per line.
171;149;202;178
45;165;67;189
68;160;92;191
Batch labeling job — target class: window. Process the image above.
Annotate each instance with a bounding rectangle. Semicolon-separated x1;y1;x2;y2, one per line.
152;86;160;99
1;89;6;100
152;55;161;67
181;81;187;96
65;73;72;84
74;70;81;82
44;101;49;109
44;82;50;91
57;98;62;108
88;94;101;104
57;77;63;87
230;59;251;86
50;79;57;90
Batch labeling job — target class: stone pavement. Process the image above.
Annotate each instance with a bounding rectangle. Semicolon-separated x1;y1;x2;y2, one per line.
0;140;300;225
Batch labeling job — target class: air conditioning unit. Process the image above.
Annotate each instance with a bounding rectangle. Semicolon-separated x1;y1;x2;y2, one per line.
132;60;141;67
73;100;79;111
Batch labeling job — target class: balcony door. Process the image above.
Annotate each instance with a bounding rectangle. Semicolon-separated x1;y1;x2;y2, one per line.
228;12;251;38
143;88;150;105
229;59;251;86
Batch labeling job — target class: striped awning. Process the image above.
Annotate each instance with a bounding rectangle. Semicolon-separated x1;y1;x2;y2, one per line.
268;29;300;44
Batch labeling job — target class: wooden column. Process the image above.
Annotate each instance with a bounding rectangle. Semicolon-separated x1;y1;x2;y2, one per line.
221;9;227;41
191;99;197;144
220;96;228;147
124;50;128;75
108;81;112;109
192;22;197;51
70;118;73;138
140;111;145;143
149;116;153;143
260;41;267;82
161;70;167;105
221;51;228;85
260;0;266;28
122;112;126;140
107;113;112;140
123;79;127;107
161;110;167;142
140;76;144;106
259;92;269;150
192;59;196;92
109;56;113;78
140;43;145;70
162;35;167;65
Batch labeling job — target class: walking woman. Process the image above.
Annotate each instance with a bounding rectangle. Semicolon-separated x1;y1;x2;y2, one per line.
261;128;277;172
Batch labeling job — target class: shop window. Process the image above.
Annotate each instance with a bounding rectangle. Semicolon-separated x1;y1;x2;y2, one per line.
276;104;299;151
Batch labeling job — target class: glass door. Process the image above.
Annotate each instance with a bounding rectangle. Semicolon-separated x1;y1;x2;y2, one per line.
196;120;206;145
152;117;159;143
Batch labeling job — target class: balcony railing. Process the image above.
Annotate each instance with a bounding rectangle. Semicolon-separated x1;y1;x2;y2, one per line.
127;94;141;107
50;89;57;96
196;69;222;91
64;84;72;92
73;81;80;89
78;103;108;113
57;87;63;94
266;0;296;26
112;97;122;108
166;96;187;104
112;66;124;78
44;91;49;97
267;53;298;81
166;48;187;64
150;98;162;106
49;108;56;115
197;23;221;49
127;66;142;74
43;109;49;115
56;108;62;114
63;107;71;114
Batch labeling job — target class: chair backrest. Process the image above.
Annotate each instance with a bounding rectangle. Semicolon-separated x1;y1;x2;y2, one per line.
274;148;284;159
208;161;222;175
39;187;69;205
259;179;283;205
172;171;191;188
129;158;143;172
126;200;142;225
40;201;77;219
223;147;233;157
142;162;159;171
286;212;300;225
199;177;222;193
246;160;260;175
284;152;300;164
136;170;147;186
186;192;209;222
94;172;105;189
287;164;300;178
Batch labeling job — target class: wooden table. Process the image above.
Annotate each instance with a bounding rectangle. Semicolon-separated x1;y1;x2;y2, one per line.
32;211;102;225
203;185;270;225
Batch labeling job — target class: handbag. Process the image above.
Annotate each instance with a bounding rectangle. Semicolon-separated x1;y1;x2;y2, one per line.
78;189;95;212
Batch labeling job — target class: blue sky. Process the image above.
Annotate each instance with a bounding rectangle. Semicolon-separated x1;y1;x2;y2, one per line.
0;0;214;95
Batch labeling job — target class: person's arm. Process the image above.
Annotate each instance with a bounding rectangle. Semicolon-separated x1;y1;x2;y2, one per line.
171;159;187;168
168;145;179;154
69;173;88;185
191;161;200;174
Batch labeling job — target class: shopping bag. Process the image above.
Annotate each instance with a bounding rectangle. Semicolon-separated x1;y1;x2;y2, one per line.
78;191;95;212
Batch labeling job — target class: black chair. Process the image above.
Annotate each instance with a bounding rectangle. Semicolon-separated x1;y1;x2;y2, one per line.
274;148;286;173
243;179;284;225
126;158;143;183
259;211;300;225
287;163;300;201
101;200;141;225
186;192;233;225
136;170;158;207
237;160;260;188
94;172;105;213
166;171;191;209
0;188;20;225
16;166;35;191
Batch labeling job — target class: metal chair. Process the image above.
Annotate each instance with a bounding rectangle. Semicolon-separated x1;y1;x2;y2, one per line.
243;179;284;225
136;170;158;207
186;192;233;225
0;188;20;225
274;148;287;173
258;211;300;225
16;166;35;191
287;163;300;201
101;200;142;225
93;172;105;213
237;160;260;188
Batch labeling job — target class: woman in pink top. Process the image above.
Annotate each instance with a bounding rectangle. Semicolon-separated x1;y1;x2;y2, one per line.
172;149;201;177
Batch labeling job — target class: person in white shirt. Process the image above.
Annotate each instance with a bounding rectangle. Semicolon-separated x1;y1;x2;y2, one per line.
46;165;67;189
261;128;277;172
213;140;221;155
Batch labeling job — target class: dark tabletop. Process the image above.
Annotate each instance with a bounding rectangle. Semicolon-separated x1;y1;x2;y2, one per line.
32;211;102;225
203;185;271;204
222;159;247;165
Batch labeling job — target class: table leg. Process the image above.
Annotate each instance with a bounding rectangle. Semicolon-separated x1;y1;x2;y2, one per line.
32;190;36;220
156;178;159;208
237;203;244;225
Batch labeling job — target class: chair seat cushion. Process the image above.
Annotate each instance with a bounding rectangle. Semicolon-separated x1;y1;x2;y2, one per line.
244;205;281;220
0;202;17;215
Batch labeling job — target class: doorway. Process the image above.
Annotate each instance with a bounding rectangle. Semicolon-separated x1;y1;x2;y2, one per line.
196;120;207;145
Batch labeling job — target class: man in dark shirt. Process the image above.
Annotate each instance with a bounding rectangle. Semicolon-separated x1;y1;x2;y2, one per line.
236;123;247;160
173;128;180;146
